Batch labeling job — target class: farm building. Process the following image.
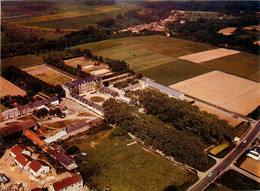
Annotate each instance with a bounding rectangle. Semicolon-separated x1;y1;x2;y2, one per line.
247;145;260;160
0;120;37;137
44;131;67;144
99;84;119;97
29;159;50;177
62;76;101;97
89;117;104;127
10;144;31;158
23;129;46;147
123;83;141;93
14;153;33;170
142;80;184;100
1;108;19;120
49;173;83;191
70;93;104;116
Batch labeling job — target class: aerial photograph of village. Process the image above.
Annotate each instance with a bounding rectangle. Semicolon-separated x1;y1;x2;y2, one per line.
0;0;259;190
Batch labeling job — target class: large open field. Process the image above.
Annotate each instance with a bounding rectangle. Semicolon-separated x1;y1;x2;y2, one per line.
202;52;260;82
23;65;72;85
170;71;260;116
240;157;260;177
0;77;26;97
67;130;197;190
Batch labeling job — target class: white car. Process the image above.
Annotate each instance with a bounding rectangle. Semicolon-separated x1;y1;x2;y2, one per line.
208;173;213;177
243;140;247;144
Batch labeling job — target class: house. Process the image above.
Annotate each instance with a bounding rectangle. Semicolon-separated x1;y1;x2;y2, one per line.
47;96;59;105
62;121;89;139
33;100;45;110
29;160;50;177
23;129;46;147
49;173;83;191
99;85;119;97
14;153;33;170
89;117;103;127
10;144;31;158
0;120;37;137
1;108;19;120
123;83;140;93
0;173;9;185
247;145;260;160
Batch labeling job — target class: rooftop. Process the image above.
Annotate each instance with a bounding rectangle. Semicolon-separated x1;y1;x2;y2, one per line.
14;153;33;167
51;173;83;191
29;159;49;173
63;76;101;90
23;129;46;147
11;144;31;156
65;121;89;133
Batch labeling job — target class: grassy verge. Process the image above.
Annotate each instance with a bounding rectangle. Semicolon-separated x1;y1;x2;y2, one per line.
233;122;250;138
139;60;213;86
65;129;197;190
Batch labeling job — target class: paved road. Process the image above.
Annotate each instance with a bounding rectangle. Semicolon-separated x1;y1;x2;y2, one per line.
190;120;260;191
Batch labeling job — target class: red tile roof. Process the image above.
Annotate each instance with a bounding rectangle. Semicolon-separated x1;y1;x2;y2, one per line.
52;174;83;191
14;153;32;167
23;130;46;147
29;160;49;173
10;144;30;156
31;187;42;191
0;120;37;137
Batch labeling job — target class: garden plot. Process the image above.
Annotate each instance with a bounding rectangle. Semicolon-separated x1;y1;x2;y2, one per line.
170;71;260;115
178;48;240;64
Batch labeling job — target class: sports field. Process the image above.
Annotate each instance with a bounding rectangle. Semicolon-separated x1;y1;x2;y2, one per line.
0;77;26;97
240;157;260;177
178;48;240;64
68;130;197;190
95;45;178;71
23;65;72;85
170;71;260;115
202;52;260;82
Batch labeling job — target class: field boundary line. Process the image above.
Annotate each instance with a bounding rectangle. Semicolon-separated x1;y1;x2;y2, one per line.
135;61;176;72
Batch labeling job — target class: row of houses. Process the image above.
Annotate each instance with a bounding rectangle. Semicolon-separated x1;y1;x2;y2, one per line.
10;144;50;178
70;93;104;116
99;84;119;97
247;145;260;161
1;96;59;120
23;129;78;170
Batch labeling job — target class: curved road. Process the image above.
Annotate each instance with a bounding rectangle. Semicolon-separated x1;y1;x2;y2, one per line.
190;120;260;191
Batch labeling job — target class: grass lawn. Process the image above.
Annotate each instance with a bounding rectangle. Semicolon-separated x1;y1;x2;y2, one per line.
202;52;260;82
90;96;105;102
69;130;197;190
44;119;87;129
210;144;229;155
71;40;121;52
139;59;213;86
95;45;177;71
1;55;43;70
34;70;71;85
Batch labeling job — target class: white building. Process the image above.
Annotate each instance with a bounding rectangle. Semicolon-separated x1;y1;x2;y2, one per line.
247;145;260;160
14;153;33;170
49;173;83;191
142;80;184;100
10;144;31;158
29;159;50;177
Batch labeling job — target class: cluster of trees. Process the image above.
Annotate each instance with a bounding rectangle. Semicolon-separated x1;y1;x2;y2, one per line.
33;107;62;118
103;98;213;171
43;55;89;78
247;105;260;120
113;78;139;89
0;94;36;107
2;66;64;96
139;90;233;144
167;16;259;54
84;0;115;6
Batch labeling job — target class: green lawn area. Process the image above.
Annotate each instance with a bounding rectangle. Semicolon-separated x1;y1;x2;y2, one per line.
34;70;71;85
45;119;87;129
1;55;43;70
68;130;197;190
95;45;177;71
90;96;105;103
210;144;229;155
139;59;213;86
202;52;260;82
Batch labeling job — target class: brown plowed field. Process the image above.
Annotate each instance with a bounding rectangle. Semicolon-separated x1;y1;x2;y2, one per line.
0;77;26;97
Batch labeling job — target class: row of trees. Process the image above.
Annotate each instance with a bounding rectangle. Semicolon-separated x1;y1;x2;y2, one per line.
33;107;62;118
103;98;213;171
2;66;64;96
139;90;233;144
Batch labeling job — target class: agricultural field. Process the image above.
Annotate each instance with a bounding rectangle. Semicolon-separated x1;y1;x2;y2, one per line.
1;55;43;70
95;45;178;71
23;65;72;86
64;57;109;73
71;40;121;52
202;52;260;82
210;144;229;155
170;71;260;116
67;130;197;190
0;77;26;97
240;157;260;177
139;60;212;86
178;48;240;64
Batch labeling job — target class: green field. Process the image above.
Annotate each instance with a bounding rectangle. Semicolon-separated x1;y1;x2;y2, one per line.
1;55;43;70
67;130;197;190
210;144;229;155
95;45;178;71
71;40;121;52
139;60;213;86
202;52;260;82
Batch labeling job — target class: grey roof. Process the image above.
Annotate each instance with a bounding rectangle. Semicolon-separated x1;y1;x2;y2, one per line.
63;76;101;90
65;121;89;133
144;80;184;97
